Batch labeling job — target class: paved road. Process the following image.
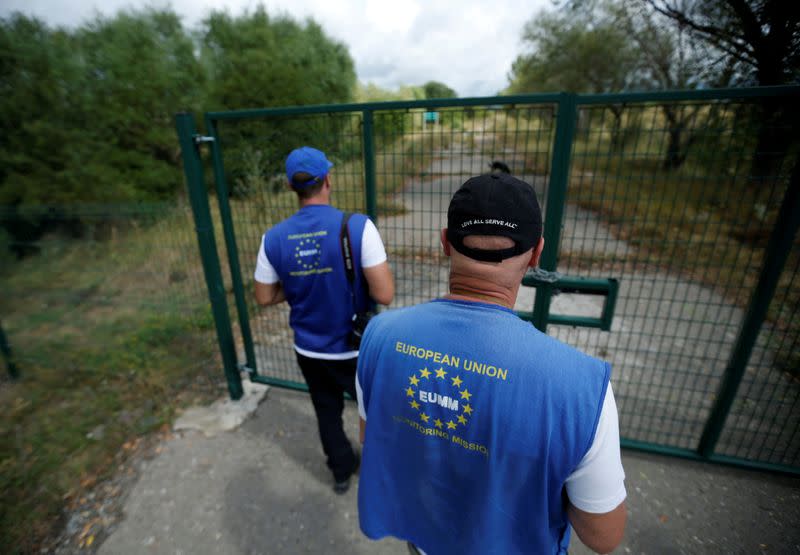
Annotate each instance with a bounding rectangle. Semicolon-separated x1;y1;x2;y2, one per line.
99;385;800;555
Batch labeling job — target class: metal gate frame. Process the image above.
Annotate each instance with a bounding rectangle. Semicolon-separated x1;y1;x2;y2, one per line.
176;85;800;474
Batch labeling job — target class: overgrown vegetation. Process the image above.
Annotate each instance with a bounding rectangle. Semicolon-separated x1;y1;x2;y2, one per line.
0;206;223;552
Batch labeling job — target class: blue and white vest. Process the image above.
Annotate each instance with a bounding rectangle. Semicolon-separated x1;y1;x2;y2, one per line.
263;204;372;355
357;299;610;554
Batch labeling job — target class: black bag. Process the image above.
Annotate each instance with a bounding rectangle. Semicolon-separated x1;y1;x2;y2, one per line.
340;213;375;349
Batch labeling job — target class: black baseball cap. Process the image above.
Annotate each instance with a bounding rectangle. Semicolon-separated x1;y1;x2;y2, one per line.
446;173;542;262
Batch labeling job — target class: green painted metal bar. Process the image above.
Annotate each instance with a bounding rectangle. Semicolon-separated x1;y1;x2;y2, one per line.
0;320;19;380
523;275;613;291
206;93;563;121
175;112;243;401
249;374;356;401
621;439;800;477
205;116;258;376
205;86;798;123
250;374;308;392
516;313;607;329
362;109;378;222
577;85;799;105
519;277;619;330
698;154;800;458
533;93;577;332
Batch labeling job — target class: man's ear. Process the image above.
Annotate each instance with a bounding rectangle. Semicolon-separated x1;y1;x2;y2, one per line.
529;237;545;268
441;229;451;256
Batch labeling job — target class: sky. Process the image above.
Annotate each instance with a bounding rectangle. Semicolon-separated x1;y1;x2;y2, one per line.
0;0;551;98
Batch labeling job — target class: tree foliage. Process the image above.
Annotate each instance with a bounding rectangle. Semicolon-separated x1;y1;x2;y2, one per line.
0;6;359;246
643;0;800;179
0;9;204;206
200;7;355;111
507;7;639;94
422;81;457;99
645;0;800;87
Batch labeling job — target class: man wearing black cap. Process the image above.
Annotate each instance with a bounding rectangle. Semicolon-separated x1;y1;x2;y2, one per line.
254;146;394;494
355;173;626;553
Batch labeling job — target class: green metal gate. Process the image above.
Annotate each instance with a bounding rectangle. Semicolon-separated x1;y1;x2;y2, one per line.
176;86;800;474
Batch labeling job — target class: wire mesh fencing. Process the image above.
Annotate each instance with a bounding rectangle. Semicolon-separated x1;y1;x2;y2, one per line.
0;202;220;386
196;88;799;472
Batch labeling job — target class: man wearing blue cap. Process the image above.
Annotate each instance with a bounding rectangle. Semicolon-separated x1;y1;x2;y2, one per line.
356;173;626;553
254;146;394;494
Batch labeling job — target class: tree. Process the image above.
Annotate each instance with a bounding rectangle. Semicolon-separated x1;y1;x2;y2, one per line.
199;7;358;185
422;81;457;99
200;7;356;111
645;0;799;87
73;9;205;200
0;15;82;205
508;2;714;167
507;6;642;151
0;10;204;251
613;2;708;169
644;0;800;179
507;7;639;95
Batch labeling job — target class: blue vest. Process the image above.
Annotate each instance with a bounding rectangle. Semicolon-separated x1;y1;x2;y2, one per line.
357;299;610;555
263;205;373;354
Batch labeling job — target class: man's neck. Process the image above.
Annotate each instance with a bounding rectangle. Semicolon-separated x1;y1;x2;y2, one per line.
299;197;329;208
445;278;518;309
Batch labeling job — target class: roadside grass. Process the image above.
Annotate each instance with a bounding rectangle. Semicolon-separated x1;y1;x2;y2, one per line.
0;204;224;553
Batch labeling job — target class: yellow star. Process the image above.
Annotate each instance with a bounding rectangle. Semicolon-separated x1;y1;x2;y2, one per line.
405;387;415;397
446;420;457;430
451;375;463;387
410;400;420;410
434;418;443;428
460;388;472;401
409;375;420;386
462;403;473;415
435;367;447;379
458;414;467;425
419;368;431;379
420;413;430;423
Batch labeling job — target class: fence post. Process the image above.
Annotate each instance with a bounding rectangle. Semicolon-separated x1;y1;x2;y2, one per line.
533;93;577;332
698;153;800;457
175;112;243;401
362;109;378;222
205;117;258;376
0;321;19;380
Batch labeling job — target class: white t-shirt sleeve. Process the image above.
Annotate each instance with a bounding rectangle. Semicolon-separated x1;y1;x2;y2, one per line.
564;382;627;513
361;219;387;269
356;373;366;420
254;233;280;284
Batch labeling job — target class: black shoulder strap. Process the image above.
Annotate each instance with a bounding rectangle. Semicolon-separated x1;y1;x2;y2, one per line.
340;212;355;284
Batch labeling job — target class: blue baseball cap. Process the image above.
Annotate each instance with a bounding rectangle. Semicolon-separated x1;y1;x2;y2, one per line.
285;146;334;188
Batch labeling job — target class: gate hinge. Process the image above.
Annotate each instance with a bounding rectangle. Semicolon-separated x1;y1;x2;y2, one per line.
193;135;215;145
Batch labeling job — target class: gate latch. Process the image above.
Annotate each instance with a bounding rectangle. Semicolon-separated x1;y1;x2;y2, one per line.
520;273;619;331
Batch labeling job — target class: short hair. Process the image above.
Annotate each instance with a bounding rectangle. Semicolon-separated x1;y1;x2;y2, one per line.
290;171;324;199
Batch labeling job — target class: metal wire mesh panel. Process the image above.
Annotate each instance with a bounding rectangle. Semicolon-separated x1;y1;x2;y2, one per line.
204;89;798;471
0;202;217;384
717;238;800;466
553;98;798;455
213;112;365;386
373;105;556;308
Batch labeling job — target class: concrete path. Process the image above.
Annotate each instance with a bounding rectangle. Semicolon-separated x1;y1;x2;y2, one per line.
99;385;800;555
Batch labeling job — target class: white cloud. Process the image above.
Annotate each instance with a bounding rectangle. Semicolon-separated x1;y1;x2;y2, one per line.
0;0;547;97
